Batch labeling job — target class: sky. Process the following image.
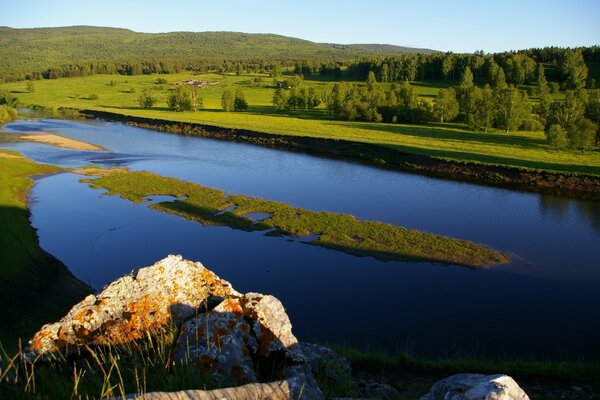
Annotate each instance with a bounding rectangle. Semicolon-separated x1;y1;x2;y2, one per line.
0;0;599;53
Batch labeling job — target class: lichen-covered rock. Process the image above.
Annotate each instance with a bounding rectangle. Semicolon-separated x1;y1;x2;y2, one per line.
174;293;305;385
420;374;530;400
300;342;352;375
27;255;239;359
115;375;321;399
27;255;324;398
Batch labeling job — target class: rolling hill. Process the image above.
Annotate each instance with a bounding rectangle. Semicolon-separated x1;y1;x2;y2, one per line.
0;26;436;77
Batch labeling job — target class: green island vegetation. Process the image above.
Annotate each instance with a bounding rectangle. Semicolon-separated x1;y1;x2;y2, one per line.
76;167;507;267
0;150;90;350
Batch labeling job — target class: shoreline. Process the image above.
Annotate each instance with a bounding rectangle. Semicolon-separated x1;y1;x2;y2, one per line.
80;109;600;200
17;132;106;151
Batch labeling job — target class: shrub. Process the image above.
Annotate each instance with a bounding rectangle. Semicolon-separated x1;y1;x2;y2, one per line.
138;90;156;109
89;93;99;100
545;124;568;149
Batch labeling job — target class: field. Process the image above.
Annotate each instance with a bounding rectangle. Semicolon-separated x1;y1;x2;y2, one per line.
2;73;600;176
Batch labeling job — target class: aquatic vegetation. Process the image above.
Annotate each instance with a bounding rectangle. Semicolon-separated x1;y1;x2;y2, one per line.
78;168;508;267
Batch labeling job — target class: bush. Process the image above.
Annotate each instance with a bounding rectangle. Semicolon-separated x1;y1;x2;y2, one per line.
548;82;560;93
138;90;156;109
545;124;568;149
89;93;99;100
129;87;136;94
0;105;17;123
155;78;168;84
167;86;202;111
519;117;545;132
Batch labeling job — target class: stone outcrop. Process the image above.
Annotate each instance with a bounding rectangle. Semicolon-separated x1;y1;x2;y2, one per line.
116;376;311;400
174;293;305;381
26;255;324;399
420;373;530;400
27;255;239;359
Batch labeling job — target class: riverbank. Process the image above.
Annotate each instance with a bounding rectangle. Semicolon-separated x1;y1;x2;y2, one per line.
81;109;600;199
0;149;91;350
76;167;508;267
17;132;106;151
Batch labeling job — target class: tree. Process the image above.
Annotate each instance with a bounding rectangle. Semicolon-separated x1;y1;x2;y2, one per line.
459;67;474;89
221;89;235;112
0;105;17;123
272;88;288;111
492;67;507;89
559;49;588;89
569;118;597;150
442;54;455;80
585;89;600;144
305;87;320;109
546;91;586;130
494;86;530;132
545;124;569;149
26;80;35;93
536;64;549;96
433;88;459;123
366;71;377;89
167;85;201;111
233;88;248;111
470;85;495;132
138;89;156;109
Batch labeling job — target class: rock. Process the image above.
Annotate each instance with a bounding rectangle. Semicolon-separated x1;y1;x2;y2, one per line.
115;375;319;399
358;382;400;400
420;373;530;400
300;342;352;375
27;255;239;359
26;255;324;398
174;293;306;384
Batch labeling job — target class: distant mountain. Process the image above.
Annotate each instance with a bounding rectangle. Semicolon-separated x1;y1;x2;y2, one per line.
0;26;437;77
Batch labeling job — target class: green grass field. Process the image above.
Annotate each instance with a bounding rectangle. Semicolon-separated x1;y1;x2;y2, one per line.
78;167;507;267
2;73;599;176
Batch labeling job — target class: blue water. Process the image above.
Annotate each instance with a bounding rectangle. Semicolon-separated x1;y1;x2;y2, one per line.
2;117;600;359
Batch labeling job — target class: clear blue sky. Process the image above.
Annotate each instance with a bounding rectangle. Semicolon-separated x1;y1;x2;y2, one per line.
1;0;598;53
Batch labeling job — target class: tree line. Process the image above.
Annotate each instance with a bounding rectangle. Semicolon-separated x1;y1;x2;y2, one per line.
2;46;598;91
269;67;599;149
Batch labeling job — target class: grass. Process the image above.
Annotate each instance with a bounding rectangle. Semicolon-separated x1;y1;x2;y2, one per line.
0;325;216;399
333;346;600;400
76;167;507;268
0;150;91;352
2;73;599;176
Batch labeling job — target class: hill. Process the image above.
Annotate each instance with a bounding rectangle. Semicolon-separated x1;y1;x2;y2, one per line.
343;43;437;54
0;26;436;77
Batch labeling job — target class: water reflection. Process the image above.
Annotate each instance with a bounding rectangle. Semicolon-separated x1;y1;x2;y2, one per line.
2;117;600;359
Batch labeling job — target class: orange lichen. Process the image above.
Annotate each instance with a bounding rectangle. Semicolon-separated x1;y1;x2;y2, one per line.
104;294;170;344
220;299;243;314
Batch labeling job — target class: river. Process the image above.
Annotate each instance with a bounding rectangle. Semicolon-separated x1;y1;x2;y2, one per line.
2;116;599;360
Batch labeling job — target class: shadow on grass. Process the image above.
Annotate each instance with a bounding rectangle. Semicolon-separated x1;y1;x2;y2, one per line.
327;121;546;149
0;205;92;351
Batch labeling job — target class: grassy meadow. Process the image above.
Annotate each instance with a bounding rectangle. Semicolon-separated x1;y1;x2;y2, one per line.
2;73;600;176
